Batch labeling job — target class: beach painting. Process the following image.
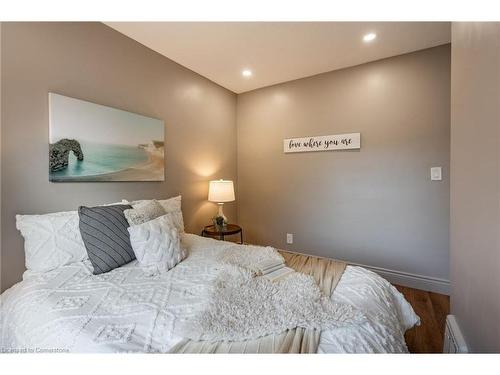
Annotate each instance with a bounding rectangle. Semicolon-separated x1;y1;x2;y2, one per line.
49;93;165;182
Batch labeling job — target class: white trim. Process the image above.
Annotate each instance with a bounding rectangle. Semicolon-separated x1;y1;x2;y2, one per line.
280;249;450;295
348;261;450;295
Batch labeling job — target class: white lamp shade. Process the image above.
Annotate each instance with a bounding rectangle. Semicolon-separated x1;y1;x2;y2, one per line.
208;180;235;203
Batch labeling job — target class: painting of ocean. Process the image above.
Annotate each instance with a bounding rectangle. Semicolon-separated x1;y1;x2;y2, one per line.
49;93;165;182
50;142;149;180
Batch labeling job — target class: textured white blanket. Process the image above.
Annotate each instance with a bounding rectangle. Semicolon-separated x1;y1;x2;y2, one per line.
177;246;365;341
218;245;284;275
0;234;419;353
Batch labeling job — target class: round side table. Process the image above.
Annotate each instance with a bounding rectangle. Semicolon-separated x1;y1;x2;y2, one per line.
201;224;243;244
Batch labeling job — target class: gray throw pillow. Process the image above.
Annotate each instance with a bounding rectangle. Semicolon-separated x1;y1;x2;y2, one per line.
124;199;166;226
78;204;134;275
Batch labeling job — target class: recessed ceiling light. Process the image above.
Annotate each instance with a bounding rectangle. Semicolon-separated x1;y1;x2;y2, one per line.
363;33;377;42
242;69;253;77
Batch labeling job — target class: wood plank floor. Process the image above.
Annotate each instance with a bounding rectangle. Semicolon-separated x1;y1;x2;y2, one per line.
394;284;450;353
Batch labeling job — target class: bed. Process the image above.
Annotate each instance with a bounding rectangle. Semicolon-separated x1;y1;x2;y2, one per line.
0;233;419;353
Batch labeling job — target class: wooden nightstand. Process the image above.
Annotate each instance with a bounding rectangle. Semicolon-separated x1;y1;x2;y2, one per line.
201;224;243;244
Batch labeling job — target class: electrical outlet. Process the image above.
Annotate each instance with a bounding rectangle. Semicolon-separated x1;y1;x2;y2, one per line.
286;233;293;244
431;167;442;181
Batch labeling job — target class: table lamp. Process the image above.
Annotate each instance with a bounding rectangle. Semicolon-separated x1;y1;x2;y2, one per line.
208;179;235;225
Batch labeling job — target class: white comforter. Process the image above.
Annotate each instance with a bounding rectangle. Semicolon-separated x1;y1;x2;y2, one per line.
0;234;419;353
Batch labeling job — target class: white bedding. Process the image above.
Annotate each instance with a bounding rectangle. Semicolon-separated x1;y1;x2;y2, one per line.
0;234;419;353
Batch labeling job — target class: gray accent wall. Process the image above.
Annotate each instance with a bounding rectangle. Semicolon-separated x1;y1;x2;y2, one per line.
0;23;237;292
237;45;451;291
450;22;500;352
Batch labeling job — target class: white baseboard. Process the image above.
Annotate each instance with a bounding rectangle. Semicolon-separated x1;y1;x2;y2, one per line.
349;261;450;295
280;249;451;295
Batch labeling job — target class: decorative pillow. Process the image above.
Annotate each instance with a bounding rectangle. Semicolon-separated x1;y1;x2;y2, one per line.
158;196;185;233
124;200;165;226
78;204;135;275
128;214;186;274
16;211;88;272
158;195;182;213
161;210;184;234
127;195;185;233
100;201;129;206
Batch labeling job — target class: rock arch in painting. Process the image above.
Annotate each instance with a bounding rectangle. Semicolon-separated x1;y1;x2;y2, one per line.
49;139;84;172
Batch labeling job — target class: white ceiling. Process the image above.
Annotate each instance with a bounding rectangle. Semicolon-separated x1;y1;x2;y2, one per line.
106;22;451;94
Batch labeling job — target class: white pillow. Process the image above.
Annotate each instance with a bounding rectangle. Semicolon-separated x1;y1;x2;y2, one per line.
128;214;186;274
158;195;182;213
127;195;185;233
16;211;88;272
100;201;128;206
124;200;165;226
159;196;185;233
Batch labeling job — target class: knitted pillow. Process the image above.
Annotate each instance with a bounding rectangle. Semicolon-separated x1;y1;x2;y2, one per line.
128;214;186;274
124;200;165;226
126;196;185;233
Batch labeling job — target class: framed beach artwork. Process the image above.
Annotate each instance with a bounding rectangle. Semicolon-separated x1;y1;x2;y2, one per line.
49;93;165;182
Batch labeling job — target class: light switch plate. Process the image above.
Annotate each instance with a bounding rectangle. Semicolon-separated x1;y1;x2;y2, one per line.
286;233;293;244
431;167;442;181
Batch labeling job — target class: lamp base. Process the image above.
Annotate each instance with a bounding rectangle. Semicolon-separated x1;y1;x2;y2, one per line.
212;203;228;229
217;203;228;223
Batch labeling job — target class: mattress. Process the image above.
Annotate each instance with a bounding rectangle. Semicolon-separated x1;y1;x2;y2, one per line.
0;233;419;353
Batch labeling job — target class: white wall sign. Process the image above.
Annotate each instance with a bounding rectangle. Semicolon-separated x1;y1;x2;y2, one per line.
283;133;361;153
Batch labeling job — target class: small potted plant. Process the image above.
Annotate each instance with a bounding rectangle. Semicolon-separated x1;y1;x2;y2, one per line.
212;215;227;231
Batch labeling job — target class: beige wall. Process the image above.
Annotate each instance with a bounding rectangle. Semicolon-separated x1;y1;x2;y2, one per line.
0;22;237;292
237;45;451;292
450;22;500;352
0;24;452;296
